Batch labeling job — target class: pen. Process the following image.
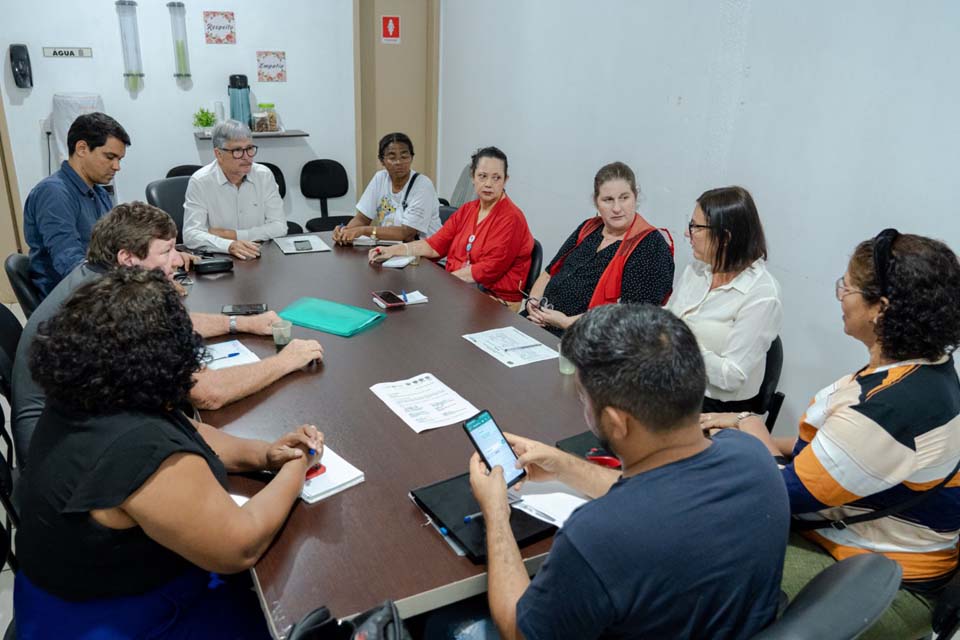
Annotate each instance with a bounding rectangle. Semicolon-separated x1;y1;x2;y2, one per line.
210;352;240;361
463;511;483;523
401;289;408;303
504;343;540;352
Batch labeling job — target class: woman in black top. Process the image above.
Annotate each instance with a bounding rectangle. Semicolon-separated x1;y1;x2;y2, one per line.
523;162;674;336
14;268;322;639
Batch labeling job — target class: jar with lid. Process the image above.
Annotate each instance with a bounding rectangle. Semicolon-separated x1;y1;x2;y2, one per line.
253;103;279;132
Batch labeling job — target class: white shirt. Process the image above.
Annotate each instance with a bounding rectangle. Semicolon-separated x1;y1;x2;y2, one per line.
356;170;441;237
667;258;783;401
182;160;287;253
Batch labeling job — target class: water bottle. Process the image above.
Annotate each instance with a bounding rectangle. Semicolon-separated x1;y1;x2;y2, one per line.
227;74;251;128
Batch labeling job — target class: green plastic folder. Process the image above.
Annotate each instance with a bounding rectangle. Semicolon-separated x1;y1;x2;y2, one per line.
279;297;385;337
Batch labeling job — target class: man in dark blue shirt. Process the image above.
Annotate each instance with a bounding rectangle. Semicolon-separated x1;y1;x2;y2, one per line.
23;112;130;295
468;304;791;639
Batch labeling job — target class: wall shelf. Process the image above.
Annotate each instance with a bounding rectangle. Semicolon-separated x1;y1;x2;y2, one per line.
193;129;309;140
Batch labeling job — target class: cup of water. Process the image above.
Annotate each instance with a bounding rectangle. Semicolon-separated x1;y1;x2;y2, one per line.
272;319;292;350
558;343;575;375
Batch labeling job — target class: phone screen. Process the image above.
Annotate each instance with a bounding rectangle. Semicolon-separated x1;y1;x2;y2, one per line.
374;290;405;305
222;303;268;315
294;240;312;251
464;410;526;487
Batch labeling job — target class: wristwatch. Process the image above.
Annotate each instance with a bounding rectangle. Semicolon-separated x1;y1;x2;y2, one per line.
735;411;755;427
229;315;238;334
371;226;378;241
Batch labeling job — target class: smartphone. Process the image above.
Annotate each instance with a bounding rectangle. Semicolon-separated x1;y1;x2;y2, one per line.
294;240;313;251
372;290;406;308
463;410;527;488
221;303;268;316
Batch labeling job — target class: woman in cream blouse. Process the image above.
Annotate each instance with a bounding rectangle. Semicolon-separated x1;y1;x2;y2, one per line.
667;186;782;411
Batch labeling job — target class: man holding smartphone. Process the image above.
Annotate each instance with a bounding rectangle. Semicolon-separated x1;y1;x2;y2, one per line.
465;304;790;639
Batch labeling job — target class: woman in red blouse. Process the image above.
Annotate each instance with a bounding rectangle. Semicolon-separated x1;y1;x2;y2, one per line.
369;146;533;305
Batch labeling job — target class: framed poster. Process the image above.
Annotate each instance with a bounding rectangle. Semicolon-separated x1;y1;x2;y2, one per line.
257;51;286;82
204;11;236;44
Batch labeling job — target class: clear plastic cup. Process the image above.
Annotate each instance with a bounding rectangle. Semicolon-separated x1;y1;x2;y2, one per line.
558;343;575;375
271;319;292;349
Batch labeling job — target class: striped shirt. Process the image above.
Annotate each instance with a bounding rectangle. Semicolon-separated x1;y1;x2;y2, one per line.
784;355;960;583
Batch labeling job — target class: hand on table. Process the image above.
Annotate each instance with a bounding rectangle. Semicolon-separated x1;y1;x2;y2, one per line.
237;311;281;336
526;303;571;330
333;225;367;245
178;251;201;271
468;452;511;519
368;245;403;264
698;412;740;432
451;265;475;283
229;240;261;260
266;424;324;472
277;338;324;370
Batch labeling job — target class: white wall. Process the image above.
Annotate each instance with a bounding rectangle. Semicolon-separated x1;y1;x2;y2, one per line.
1;0;357;226
438;0;960;432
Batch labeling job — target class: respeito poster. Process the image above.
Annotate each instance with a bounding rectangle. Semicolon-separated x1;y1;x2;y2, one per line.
204;11;236;44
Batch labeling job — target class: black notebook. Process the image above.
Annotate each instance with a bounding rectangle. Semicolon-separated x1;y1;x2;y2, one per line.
410;472;556;564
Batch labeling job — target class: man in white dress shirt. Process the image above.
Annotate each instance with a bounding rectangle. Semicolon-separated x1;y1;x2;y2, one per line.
183;120;286;259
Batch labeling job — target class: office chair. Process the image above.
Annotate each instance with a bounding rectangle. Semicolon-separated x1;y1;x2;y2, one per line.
165;164;201;178
145;176;190;244
707;336;786;431
4;254;44;319
448;164;475;208
259;161;287;199
302;159;353;232
525;239;543;293
752;553;901;639
439;205;456;225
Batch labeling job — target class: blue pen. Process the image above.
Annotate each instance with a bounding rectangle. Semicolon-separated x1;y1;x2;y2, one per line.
210;352;240;362
463;511;483;524
439;526;449;535
401;289;408;303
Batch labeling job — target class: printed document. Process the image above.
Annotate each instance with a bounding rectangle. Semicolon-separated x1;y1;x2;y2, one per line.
204;339;260;370
371;373;478;433
513;480;588;528
463;326;557;368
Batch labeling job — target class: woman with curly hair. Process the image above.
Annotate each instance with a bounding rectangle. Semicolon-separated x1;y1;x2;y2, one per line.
14;268;322;638
702;230;960;639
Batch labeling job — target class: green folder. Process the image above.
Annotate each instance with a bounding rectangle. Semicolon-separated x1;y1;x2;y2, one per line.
279;297;385;337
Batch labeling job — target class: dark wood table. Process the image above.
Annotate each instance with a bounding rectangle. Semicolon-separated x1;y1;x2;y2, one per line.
184;236;585;638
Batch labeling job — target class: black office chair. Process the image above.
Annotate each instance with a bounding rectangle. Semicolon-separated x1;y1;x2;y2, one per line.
287;221;304;235
708;336;785;431
438;198;450;206
752;553;901;639
525;239;543;293
165;164;201;178
4;254;44;319
0;305;21;546
145;176;190;244
439;205;456;225
302;159;353;232
260;161;286;199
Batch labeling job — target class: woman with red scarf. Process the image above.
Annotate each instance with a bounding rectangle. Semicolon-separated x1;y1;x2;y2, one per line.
523;162;674;336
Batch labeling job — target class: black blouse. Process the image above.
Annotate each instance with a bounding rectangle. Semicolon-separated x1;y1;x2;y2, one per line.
16;404;228;601
527;220;674;335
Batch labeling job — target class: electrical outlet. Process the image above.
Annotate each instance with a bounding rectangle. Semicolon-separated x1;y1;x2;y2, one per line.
40;117;52;134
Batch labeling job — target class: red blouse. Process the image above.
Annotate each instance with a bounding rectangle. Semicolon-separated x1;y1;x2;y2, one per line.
426;194;533;302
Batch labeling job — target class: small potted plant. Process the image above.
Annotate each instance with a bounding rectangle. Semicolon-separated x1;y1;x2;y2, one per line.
192;107;216;135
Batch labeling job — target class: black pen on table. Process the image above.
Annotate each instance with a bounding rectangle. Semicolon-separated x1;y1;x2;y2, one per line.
504;343;540;352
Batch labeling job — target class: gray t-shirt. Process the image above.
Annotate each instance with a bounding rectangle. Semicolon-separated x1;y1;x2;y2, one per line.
12;262;104;465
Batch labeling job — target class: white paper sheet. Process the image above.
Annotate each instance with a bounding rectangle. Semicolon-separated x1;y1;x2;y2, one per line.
275;234;331;254
370;373;479;433
463;326;558;368
381;255;416;268
512;480;588;527
204;339;261;370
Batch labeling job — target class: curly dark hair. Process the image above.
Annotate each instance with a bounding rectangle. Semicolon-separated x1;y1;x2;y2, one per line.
849;233;960;361
30;268;204;414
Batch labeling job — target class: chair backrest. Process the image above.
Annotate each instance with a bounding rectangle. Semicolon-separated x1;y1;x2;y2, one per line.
439;205;457;225
449;164;475;208
751;336;784;415
300;159;348;218
751;553;901;639
525;239;543;293
165;164;202;178
4;254;44;319
0;304;23;400
144;176;190;243
260;161;286;199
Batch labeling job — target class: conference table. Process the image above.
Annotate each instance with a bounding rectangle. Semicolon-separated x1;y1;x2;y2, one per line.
184;235;586;639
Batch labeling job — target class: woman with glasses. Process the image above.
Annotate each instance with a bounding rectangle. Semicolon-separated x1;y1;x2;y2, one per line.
666;186;782;412
182;119;287;259
369;146;533;307
14;268;322;638
521;161;674;336
333;132;441;245
702;231;960;639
